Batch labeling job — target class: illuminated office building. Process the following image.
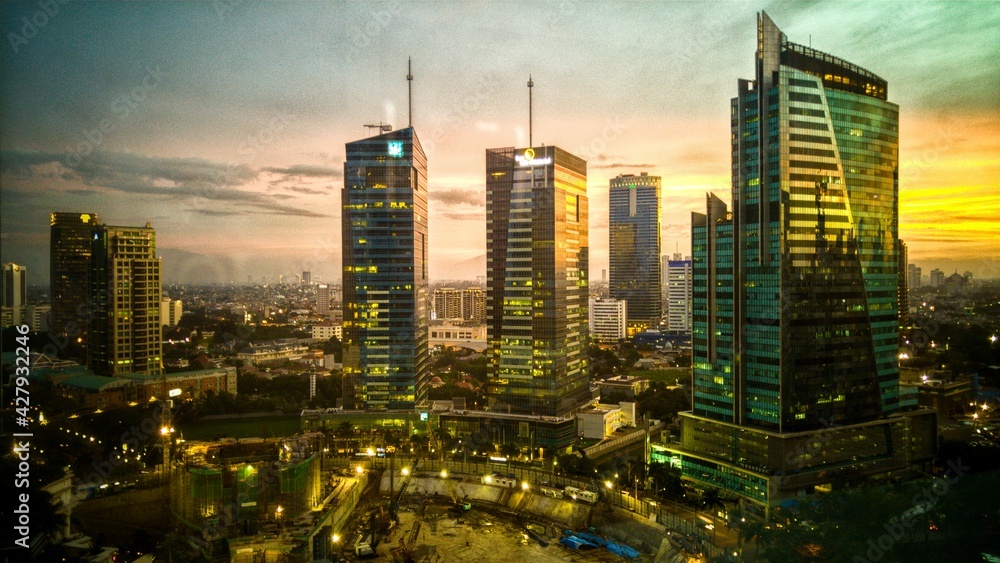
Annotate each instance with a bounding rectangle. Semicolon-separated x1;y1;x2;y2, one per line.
89;222;162;376
609;172;661;332
657;12;935;519
342;127;429;410
485;146;590;417
50;212;99;337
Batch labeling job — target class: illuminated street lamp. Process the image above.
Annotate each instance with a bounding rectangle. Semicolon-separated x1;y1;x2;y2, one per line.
401;467;410;476
605;480;614;489
440;469;448;478
521;481;530;491
484;474;493;484
356;465;364;475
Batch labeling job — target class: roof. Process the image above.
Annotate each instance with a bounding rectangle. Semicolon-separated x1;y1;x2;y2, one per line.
61;374;129;392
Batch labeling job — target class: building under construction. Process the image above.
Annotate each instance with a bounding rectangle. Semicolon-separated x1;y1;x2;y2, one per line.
170;434;324;541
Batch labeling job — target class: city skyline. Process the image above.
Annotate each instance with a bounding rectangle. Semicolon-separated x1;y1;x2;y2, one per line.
1;1;998;284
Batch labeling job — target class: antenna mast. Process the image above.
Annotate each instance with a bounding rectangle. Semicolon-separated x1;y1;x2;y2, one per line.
407;57;413;128
527;75;534;148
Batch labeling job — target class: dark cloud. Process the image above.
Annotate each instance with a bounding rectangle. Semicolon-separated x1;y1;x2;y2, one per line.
438;211;485;221
591;162;657;169
285;186;327;195
0;148;331;218
430;188;484;207
263;164;341;178
66;189;97;197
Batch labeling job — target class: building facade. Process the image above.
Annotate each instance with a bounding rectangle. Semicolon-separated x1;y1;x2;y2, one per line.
666;255;693;335
342;127;429;410
160;297;183;327
589;297;627;344
2;263;27;326
664;12;934;519
486;146;590;417
433;287;463;320
609;173;661;331
50;212;99;337
89;222;162;377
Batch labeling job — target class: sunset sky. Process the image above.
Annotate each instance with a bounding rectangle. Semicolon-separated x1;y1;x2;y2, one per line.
1;1;998;284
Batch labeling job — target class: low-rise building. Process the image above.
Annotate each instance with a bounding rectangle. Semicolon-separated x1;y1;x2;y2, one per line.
577;401;637;440
597;375;650;399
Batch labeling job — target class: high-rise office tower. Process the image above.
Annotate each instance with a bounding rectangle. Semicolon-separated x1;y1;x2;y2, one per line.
609;173;661;332
316;284;331;314
50;212;99;337
929;268;945;288
898;239;909;327
666;255;692;335
89;222;162;376
2;263;28;326
657;13;935;519
485;146;590;417
302;271;311;285
342;127;429;410
907;264;921;290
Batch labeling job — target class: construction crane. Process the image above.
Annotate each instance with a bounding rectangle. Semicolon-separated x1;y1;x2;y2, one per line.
441;470;471;513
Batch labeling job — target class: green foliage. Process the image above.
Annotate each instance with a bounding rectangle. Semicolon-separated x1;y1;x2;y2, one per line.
635;381;690;421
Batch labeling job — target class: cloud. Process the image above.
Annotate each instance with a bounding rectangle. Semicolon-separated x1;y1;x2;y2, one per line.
0;148;331;218
262;164;342;178
591;162;657;169
430;188;484;207
284;186;328;195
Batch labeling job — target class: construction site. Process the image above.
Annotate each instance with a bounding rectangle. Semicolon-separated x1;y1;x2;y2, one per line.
159;432;706;561
335;463;696;563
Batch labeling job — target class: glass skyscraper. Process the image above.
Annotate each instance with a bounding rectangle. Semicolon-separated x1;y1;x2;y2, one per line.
485;146;590;417
342;127;429;410
609;172;661;331
659;12;936;519
50;212;99;337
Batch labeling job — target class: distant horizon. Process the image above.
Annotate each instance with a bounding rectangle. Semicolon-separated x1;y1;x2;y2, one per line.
2;2;998;284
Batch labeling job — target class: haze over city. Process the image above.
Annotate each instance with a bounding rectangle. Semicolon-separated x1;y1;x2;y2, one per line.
1;0;998;283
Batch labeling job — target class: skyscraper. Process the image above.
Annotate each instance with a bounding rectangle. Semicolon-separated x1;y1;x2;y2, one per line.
898;239;909;327
655;12;935;519
432;288;463;320
609;172;661;332
316;284;331;314
342;127;429;410
50;212;99;337
485;146;590;417
2;263;27;326
666;255;692;335
89;222;162;376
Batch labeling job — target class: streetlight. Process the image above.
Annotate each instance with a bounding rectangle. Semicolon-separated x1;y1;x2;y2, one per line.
402;467;410;476
441;469;448;478
521;481;530;491
356;465;364;475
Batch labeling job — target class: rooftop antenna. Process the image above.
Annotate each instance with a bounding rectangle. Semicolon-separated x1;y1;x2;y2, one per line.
527;75;534;148
407;57;413;128
364;122;393;136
